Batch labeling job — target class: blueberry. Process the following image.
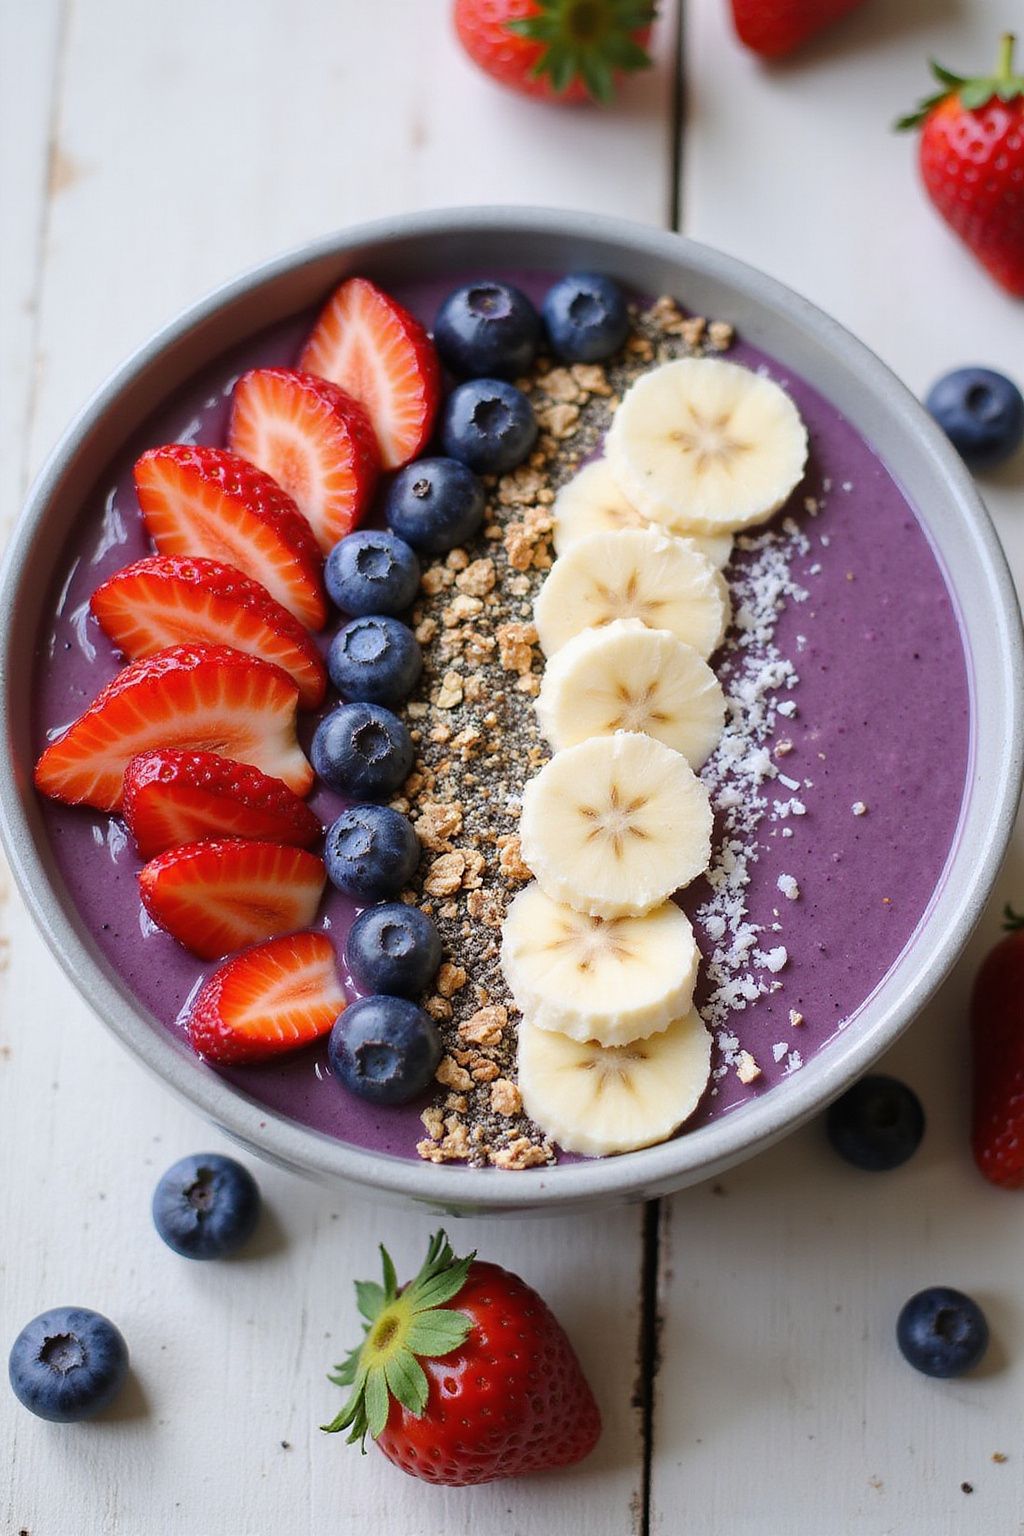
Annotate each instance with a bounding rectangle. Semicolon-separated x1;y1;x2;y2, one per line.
825;1075;925;1171
346;902;442;997
328;994;441;1105
325;530;421;616
385;457;486;555
434;280;540;380
925;367;1024;471
328;615;422;707
542;272;630;364
324;805;420;901
152;1152;261;1260
312;702;413;799
9;1307;129;1422
896;1287;989;1379
440;379;538;476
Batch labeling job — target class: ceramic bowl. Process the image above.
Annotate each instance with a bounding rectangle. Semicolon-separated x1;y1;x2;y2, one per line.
2;207;1021;1213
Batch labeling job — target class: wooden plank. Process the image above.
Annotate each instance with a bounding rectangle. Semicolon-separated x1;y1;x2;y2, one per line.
0;0;63;528
650;6;1024;1532
2;1;682;1531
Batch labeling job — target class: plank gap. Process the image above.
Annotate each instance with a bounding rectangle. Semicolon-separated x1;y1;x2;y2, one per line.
635;1199;662;1536
667;0;685;233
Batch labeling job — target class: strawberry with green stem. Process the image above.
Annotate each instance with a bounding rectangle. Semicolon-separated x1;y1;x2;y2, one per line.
453;0;656;106
897;34;1024;297
323;1230;601;1485
971;904;1024;1189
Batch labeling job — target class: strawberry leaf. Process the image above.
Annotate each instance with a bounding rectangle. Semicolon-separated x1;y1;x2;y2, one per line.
404;1310;473;1357
1004;904;1024;932
322;1229;475;1449
355;1281;386;1323
899;34;1024;130
383;1351;430;1417
506;0;656;103
960;78;999;110
365;1369;390;1439
379;1244;398;1303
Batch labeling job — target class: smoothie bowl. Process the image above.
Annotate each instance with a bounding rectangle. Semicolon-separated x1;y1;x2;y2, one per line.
2;208;1021;1214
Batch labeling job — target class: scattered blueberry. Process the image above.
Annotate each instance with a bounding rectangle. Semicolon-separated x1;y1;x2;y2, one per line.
434;280;541;380
825;1075;925;1171
9;1307;129;1422
385;457;486;555
152;1152;261;1260
328;994;441;1105
925;367;1024;471
325;529;421;616
541;271;630;363
440;379;538;476
312;702;414;799
324;805;420;901
346;902;442;998
896;1287;989;1379
328;615;422;708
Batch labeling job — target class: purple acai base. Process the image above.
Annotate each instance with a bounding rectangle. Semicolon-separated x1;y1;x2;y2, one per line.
33;271;971;1165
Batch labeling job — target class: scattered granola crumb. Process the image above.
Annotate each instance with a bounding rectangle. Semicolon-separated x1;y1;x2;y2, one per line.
852;801;868;816
436;1056;473;1093
490;1138;550;1170
437;962;468;998
789;1010;805;1028
423;852;467;897
736;1051;762;1084
490;1078;523;1116
776;874;800;901
459;1005;507;1046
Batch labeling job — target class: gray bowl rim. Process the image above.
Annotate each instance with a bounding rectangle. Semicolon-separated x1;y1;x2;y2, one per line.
2;205;1021;1214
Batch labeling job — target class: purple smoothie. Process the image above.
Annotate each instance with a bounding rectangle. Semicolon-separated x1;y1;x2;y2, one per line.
32;270;971;1163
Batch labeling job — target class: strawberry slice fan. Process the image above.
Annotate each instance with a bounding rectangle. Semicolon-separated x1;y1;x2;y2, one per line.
298;277;441;471
898;33;1024;297
228;368;380;554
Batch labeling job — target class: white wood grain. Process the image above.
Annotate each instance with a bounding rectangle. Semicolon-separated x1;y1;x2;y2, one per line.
2;1;683;1532
0;0;64;529
650;5;1024;1531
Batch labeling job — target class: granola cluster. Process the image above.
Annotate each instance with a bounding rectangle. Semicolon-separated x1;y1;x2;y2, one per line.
399;297;734;1169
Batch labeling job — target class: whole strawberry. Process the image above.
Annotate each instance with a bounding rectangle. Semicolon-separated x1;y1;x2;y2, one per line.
453;0;655;105
898;34;1024;296
323;1230;601;1484
729;0;865;59
971;905;1024;1188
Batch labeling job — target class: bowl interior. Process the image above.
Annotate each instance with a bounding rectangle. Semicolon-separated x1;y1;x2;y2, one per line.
3;209;1021;1212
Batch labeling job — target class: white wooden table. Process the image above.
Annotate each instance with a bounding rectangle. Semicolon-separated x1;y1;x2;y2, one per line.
3;3;1023;1532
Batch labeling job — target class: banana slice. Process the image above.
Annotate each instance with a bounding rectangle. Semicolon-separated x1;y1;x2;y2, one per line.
553;458;733;570
606;357;808;535
536;617;726;768
517;1006;712;1156
519;732;712;918
501;882;699;1047
533;526;730;659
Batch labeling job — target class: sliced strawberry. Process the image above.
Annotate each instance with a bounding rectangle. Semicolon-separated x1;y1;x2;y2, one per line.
298;277;441;470
228;369;380;554
91;555;326;708
134;445;327;630
123;749;322;860
187;930;345;1064
139;839;326;961
34;644;312;812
